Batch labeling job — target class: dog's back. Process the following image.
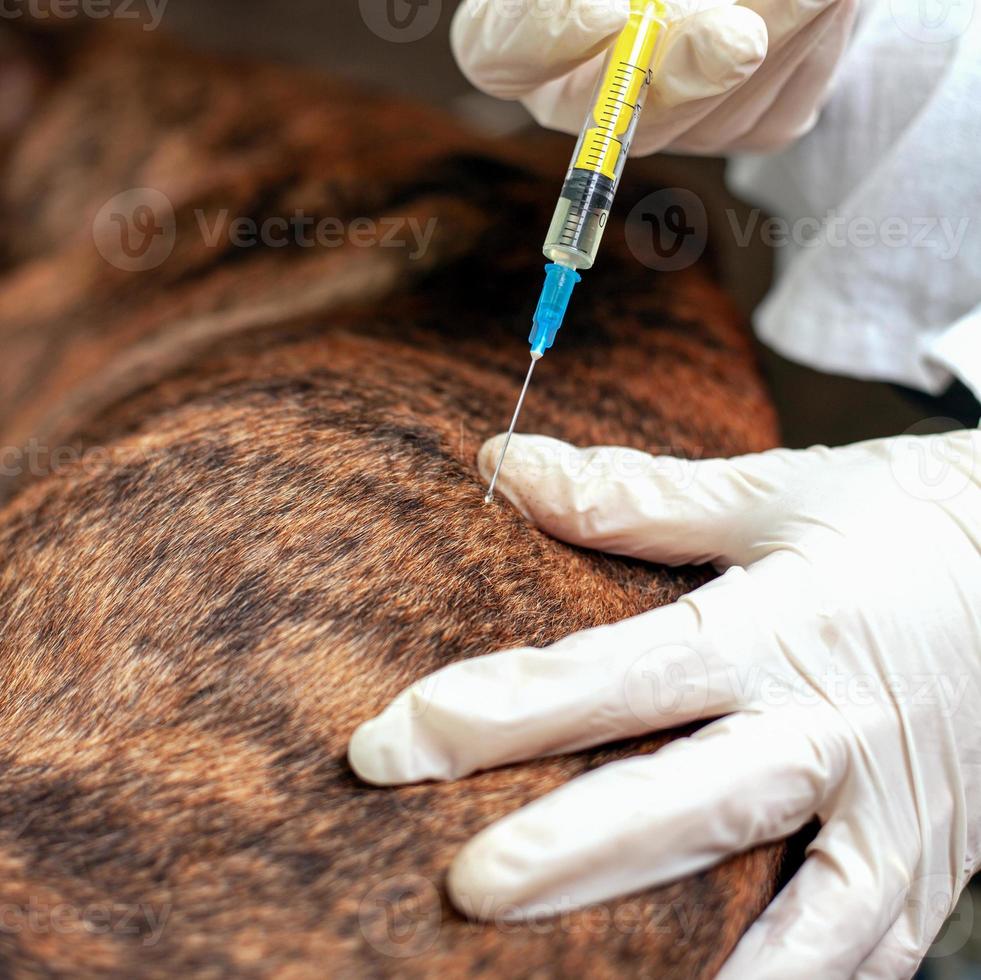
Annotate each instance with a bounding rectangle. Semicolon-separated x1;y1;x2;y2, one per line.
0;27;785;978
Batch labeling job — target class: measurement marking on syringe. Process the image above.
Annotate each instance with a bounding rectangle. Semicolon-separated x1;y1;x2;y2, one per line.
585;136;625;151
542;2;664;272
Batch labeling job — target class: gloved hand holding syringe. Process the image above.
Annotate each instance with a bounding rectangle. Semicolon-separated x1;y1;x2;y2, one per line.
478;0;860;500
485;0;669;501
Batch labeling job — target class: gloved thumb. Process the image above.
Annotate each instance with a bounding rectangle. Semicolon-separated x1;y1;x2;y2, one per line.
451;0;630;101
478;433;782;566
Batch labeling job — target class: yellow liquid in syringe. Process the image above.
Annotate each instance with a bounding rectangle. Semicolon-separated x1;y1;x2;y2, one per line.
543;0;665;270
574;1;664;181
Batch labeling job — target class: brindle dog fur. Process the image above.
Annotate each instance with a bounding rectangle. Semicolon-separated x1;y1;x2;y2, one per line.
0;22;785;979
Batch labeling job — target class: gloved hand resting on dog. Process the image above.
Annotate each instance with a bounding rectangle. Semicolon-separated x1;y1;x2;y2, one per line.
350;429;981;979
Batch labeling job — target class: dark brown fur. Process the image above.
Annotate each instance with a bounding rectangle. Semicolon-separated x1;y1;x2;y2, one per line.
0;24;786;978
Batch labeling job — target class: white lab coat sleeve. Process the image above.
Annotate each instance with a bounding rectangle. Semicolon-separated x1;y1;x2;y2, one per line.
727;0;981;410
926;306;981;414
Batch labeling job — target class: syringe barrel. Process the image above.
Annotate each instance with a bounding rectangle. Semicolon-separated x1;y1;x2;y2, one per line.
543;0;666;270
543;170;615;271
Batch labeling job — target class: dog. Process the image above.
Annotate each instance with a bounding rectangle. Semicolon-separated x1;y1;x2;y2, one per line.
0;21;790;978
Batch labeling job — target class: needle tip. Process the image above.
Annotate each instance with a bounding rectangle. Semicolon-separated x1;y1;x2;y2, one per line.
481;355;538;503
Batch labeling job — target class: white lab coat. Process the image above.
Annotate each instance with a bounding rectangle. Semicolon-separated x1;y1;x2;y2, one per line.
728;0;981;407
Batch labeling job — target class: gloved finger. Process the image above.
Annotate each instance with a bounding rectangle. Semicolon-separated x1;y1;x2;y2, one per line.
653;5;768;108
716;0;855;151
450;0;629;101
853;937;928;980
348;577;752;786
477;434;789;566
447;705;847;918
674;0;855;152
853;880;958;980
717;821;909;980
523;5;766;149
624;3;769;152
741;0;849;54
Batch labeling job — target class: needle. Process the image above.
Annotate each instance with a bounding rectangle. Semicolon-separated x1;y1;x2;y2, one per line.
484;354;539;504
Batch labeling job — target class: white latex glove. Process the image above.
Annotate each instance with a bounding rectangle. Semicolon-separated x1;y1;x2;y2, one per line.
349;429;981;978
451;0;858;154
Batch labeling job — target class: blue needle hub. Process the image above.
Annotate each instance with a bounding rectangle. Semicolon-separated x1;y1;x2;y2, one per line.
529;263;581;358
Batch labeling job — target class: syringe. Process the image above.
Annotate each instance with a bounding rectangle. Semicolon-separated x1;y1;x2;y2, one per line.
484;0;668;503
